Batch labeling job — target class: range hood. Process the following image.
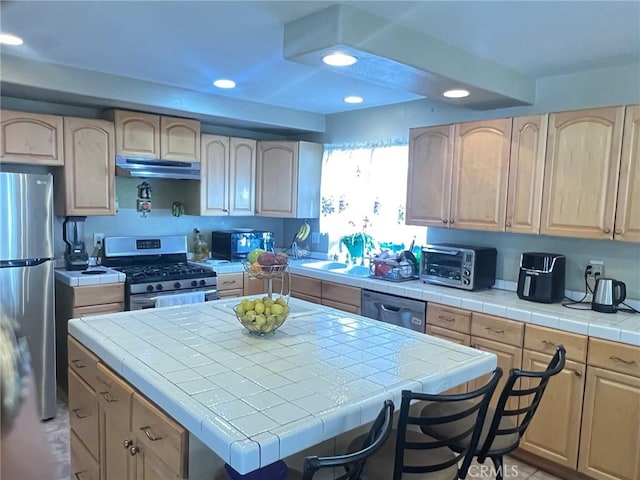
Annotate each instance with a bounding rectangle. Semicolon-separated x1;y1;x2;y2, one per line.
115;157;200;180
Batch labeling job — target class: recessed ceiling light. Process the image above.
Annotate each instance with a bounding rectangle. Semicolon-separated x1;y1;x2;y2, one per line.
443;89;470;99
213;79;236;89
0;33;24;46
344;96;363;104
323;53;357;67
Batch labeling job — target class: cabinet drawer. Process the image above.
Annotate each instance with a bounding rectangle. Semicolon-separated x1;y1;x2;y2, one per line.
426;325;471;346
588;338;640;377
291;292;322;304
70;430;100;480
217;288;244;299
72;302;123;318
68;335;99;391
291;274;322;297
322;281;361;307
68;368;99;460
132;393;188;478
73;283;124;307
471;313;524;347
524;324;587;363
217;273;244;291
321;299;360;315
426;304;471;334
96;363;134;426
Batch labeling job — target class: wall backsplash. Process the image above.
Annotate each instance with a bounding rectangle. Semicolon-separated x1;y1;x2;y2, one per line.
427;227;640;300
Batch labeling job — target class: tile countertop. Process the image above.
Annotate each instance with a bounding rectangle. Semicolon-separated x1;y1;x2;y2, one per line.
68;297;496;474
285;263;640;347
54;267;126;287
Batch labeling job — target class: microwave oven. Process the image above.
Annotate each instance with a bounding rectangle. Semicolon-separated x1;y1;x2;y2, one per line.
420;244;497;291
210;230;274;261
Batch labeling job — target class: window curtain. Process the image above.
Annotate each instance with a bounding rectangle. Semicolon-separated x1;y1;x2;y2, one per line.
320;142;425;258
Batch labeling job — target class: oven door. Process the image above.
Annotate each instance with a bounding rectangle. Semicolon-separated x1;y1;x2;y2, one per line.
129;288;218;310
421;246;464;286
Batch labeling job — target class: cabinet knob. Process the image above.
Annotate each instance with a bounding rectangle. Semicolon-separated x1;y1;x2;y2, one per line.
123;439;133;449
574;370;582;377
442;219;448;224
129;445;140;456
506;221;512;228
223;208;229;212
603;228;611;234
615;229;622;235
449;219;455;224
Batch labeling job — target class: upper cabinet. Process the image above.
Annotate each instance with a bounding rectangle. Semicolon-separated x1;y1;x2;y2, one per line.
109;110;200;162
55;117;115;216
256;141;323;218
186;135;256;216
0;111;64;166
615;105;640;242
540;106;624;240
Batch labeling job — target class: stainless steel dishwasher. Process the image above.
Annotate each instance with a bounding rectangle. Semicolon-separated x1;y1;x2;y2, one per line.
361;289;426;332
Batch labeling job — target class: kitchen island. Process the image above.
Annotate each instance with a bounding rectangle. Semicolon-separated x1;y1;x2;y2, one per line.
68;296;496;477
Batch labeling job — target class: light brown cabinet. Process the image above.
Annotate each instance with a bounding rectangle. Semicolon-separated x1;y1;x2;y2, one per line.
112;110;160;159
243;272;268;296
321;281;361;315
0;110;64;165
426;324;470;394
615;105;640;242
187;135;256;216
256;141;323;218
55;117;116;216
541;106;625;239
217;272;245;298
160;116;200;162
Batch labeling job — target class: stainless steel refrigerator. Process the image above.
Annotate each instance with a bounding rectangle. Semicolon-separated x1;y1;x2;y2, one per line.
0;172;57;420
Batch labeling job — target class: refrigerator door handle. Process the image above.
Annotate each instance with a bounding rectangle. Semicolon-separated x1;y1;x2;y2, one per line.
0;258;52;268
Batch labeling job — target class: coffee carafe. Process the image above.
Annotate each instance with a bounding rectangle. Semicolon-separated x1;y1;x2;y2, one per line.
592;278;627;313
63;216;89;271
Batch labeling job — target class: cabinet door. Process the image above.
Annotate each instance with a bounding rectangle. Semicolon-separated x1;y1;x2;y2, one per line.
450;118;512;231
101;411;137;480
615;105;640;242
243;273;268;296
426;325;470;394
0;111;64;165
578;367;640;480
58;117;115;216
506;115;548;233
68;368;100;460
541;107;624;239
405;125;454;227
71;431;100;480
469;337;522;411
229;138;256;216
200;134;229;215
256;141;298;217
160;117;200;162
136;447;182;480
518;350;584;469
114;110;160;159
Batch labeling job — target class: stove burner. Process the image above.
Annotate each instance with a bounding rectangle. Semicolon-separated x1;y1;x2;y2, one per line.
115;262;216;283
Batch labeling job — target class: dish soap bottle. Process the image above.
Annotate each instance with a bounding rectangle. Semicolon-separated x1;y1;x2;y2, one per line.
192;228;209;261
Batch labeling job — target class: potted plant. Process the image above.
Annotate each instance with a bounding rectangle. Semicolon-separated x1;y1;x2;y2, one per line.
339;232;376;263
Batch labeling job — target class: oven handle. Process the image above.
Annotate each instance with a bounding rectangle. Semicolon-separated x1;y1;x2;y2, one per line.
422;248;460;255
140;289;218;302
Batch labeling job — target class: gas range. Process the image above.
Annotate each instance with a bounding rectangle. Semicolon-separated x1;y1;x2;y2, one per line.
101;235;217;309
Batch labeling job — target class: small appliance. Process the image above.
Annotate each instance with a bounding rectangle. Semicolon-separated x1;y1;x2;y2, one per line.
420;244;497;291
592;278;627;313
63;216;89;271
211;230;274;262
517;252;566;303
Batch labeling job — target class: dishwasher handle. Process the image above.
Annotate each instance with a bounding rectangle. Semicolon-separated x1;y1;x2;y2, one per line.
376;303;405;313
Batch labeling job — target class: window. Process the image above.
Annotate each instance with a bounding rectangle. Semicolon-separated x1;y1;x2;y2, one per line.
319;143;426;260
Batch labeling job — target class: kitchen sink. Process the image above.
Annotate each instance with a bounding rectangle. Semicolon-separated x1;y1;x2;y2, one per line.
300;261;348;270
329;265;371;277
299;261;371;278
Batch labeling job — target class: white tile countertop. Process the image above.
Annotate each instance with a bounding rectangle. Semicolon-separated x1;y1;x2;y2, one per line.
54;267;126;286
68;297;496;474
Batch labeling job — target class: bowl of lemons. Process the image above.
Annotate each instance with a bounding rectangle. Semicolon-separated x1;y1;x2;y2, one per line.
233;296;290;335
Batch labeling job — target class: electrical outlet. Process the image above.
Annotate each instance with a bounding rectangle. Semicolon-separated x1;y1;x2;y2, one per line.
311;232;320;244
93;233;104;249
588;260;604;279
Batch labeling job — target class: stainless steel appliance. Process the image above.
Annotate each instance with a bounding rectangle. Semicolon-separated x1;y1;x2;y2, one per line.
0;172;57;420
420;244;497;291
517;252;566;303
115;156;201;180
63;216;89;271
101;235;218;310
211;230;274;262
592;278;627;313
361;290;426;332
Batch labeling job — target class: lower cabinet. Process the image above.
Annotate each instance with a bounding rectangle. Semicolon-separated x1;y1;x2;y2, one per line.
70;431;101;480
426;325;470;394
321;281;361;315
216;273;244;298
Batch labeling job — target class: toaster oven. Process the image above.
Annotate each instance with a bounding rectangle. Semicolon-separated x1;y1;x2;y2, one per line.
210;230;274;262
420;244;497;291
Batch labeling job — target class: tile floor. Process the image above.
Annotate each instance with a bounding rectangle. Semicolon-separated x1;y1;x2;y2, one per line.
45;398;562;480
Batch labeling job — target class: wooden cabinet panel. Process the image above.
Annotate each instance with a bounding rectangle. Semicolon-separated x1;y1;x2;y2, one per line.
541;107;624;239
113;110;160;159
426;325;470;394
524;324;587;363
587;338;640;377
579;367;640;480
0;110;64;165
469;337;522;410
73;283;124;307
69;368;100;460
243;273;268;296
96;363;134;425
450;118;512;231
137;447;183;480
217;289;244;299
519;351;584;469
68;335;100;391
291;292;322;304
101;410;136;480
470;312;524;347
615;105;640;242
321;281;361;307
256;141;298;217
160;116;200;162
72;302;124;318
71;431;100;480
58;117;115;216
506;115;548;233
406;125;454;227
199;134;229;215
291;275;322;298
217;273;244;292
426;304;471;334
321;299;360;315
229;138;256;216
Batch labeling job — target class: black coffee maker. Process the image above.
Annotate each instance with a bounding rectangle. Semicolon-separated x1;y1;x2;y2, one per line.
517;252;566;303
63;216;89;271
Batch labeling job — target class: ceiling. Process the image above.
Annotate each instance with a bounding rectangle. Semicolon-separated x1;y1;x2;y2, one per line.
0;1;638;129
